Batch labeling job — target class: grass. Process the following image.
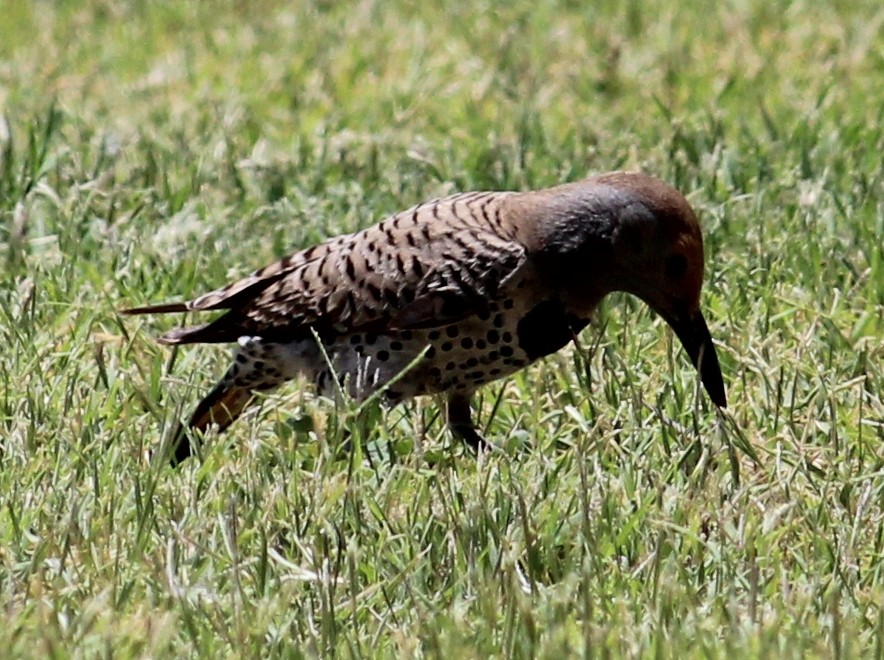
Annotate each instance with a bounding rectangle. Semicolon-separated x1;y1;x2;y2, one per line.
1;0;882;656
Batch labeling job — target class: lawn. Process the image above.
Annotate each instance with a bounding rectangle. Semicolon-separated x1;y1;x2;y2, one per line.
1;0;882;656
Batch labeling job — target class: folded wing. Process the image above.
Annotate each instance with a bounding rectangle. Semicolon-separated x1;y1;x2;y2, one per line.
123;192;527;344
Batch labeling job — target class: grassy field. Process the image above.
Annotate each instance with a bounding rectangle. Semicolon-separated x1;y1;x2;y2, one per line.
1;0;882;656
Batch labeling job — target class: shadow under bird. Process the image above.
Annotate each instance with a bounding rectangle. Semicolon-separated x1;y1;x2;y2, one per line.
124;171;727;464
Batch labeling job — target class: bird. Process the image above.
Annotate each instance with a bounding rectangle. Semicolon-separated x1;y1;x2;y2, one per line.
123;171;727;464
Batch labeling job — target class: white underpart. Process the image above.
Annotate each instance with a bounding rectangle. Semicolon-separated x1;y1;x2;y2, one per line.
233;335;395;401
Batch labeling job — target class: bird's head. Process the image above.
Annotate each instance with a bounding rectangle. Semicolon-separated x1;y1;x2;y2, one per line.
534;171;727;408
603;172;727;408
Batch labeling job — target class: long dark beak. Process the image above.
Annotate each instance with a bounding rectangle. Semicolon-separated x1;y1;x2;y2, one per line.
666;308;727;407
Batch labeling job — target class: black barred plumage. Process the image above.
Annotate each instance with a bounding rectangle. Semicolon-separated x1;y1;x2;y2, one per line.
123;171;727;464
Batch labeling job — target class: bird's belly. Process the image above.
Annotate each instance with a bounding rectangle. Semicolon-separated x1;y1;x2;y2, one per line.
320;311;534;400
236;296;586;402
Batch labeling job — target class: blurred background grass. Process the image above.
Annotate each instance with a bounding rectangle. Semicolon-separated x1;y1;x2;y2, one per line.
0;0;882;656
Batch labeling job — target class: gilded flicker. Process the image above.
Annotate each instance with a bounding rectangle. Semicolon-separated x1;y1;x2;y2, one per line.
124;171;727;463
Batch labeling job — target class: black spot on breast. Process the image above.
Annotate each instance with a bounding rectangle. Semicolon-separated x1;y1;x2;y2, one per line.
500;346;514;358
460;337;473;349
446;325;459;338
516;299;589;360
377;350;390;361
400;330;413;341
486;329;500;344
428;330;441;340
476;339;487;350
441;342;453;351
349;334;363;345
390;341;403;351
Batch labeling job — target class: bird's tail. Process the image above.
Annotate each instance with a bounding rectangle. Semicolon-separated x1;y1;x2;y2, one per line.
168;380;254;465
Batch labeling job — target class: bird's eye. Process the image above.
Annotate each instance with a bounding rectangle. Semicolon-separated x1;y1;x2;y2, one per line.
665;253;688;280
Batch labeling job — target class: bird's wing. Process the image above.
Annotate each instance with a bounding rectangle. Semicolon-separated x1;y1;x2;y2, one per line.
123;191;527;344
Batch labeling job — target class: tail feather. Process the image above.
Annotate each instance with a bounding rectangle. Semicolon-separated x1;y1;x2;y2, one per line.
121;302;190;315
153;312;246;345
158;323;216;345
122;302;235;346
168;382;255;465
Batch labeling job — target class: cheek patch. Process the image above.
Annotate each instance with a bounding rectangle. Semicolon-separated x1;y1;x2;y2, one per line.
673;233;705;304
665;253;689;280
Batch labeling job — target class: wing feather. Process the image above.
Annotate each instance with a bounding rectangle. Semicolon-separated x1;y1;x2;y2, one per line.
126;192;527;344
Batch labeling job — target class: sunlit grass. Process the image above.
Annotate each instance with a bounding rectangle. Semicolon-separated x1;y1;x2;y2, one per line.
1;0;882;656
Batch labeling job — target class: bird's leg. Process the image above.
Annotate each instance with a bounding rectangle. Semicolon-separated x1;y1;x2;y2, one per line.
446;391;489;453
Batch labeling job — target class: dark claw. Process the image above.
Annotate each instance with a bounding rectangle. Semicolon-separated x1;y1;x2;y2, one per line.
446;392;490;453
